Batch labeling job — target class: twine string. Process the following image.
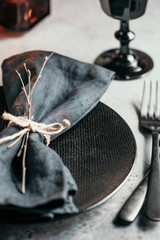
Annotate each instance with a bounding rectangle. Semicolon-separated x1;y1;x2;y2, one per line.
0;112;70;147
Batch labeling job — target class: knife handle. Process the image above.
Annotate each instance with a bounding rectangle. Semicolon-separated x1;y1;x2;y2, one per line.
118;173;148;224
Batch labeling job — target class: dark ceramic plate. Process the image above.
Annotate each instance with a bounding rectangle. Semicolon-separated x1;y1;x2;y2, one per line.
0;87;136;214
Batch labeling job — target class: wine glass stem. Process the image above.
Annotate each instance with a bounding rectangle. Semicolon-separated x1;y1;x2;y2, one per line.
120;21;129;55
115;20;135;56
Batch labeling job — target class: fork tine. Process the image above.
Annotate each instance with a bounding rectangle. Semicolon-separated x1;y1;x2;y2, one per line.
149;81;154;118
155;81;160;119
141;81;148;118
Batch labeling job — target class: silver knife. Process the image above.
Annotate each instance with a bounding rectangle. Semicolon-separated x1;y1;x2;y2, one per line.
118;172;149;224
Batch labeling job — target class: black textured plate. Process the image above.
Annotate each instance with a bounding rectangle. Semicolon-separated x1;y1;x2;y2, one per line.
0;87;136;212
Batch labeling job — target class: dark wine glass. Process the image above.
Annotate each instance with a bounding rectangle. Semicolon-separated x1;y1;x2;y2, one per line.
95;0;153;80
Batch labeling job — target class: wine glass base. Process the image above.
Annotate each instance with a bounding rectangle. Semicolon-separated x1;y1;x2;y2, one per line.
94;49;153;80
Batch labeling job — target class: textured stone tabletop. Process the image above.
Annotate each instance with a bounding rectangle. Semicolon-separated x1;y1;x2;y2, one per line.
0;0;160;239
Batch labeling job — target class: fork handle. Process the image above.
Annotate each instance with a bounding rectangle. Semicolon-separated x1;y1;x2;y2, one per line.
145;132;160;220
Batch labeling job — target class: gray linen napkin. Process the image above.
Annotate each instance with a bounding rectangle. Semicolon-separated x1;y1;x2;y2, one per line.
0;50;115;220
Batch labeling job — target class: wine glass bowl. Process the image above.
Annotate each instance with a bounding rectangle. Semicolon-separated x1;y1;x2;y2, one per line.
95;0;153;80
100;0;148;20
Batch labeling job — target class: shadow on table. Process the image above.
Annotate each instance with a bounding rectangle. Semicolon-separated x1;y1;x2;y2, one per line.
137;206;159;230
0;214;76;240
0;209;98;240
0;26;23;38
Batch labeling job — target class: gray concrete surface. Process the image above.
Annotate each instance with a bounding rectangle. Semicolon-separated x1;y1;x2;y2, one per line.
0;0;160;239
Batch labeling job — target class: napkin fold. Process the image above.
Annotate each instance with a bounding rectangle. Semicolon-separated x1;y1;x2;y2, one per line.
0;50;115;220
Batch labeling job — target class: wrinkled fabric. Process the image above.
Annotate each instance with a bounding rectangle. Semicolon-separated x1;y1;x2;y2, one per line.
0;50;115;219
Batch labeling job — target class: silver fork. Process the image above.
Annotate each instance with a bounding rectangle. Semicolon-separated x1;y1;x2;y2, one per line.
118;80;160;223
141;80;160;220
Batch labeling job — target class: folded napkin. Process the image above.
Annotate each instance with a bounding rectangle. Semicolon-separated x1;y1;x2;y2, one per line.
0;50;115;220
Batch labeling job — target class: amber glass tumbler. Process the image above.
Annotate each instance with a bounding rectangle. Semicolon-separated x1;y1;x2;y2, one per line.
0;0;50;31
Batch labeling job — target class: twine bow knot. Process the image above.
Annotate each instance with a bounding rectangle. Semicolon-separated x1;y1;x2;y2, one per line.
0;112;70;148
